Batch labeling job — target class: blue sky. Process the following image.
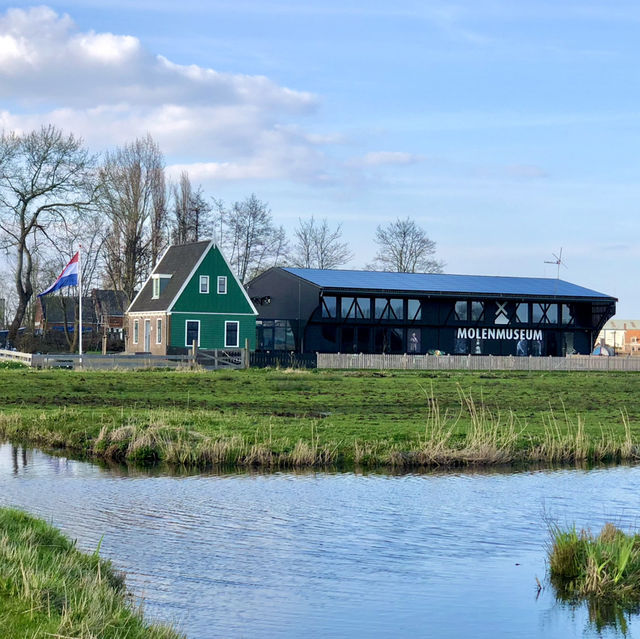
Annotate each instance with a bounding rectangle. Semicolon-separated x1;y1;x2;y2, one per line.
1;1;638;315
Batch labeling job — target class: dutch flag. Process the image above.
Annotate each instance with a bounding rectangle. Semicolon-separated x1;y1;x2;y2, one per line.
38;252;79;297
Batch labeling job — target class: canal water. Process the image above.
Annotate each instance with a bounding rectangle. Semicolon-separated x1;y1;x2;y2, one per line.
1;443;639;638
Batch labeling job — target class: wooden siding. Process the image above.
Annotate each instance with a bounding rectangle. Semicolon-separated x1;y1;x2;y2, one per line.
171;246;254;315
170;312;256;350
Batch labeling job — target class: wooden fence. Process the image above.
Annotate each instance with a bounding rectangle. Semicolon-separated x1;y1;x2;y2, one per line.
317;353;640;372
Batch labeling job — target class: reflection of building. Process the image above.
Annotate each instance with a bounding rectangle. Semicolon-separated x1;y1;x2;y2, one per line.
246;268;617;356
597;320;640;356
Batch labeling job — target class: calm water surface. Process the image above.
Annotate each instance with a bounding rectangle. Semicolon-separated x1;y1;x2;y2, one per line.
1;444;639;638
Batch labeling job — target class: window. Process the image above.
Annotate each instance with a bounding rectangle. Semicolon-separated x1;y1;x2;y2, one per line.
217;276;227;294
341;297;354;318
532;304;544;324
151;274;171;299
185;320;200;347
200;275;209;294
321;296;337;318
357;298;371;319
374;298;403;320
342;297;371;319
156;318;162;344
546;304;558;324
454;301;468;321
389;299;404;320
408;300;421;321
374;327;403;353
375;298;388;319
515;303;529;323
561;304;574;326
225;321;239;347
533;303;557;324
471;301;484;321
133;319;139;344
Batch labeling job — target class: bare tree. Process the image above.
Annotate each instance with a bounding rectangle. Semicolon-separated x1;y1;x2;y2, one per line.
99;134;165;304
171;172;212;244
217;194;288;283
368;217;444;273
290;216;353;269
0;125;96;342
151;166;168;267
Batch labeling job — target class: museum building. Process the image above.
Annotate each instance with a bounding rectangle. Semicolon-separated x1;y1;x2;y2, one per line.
245;268;617;356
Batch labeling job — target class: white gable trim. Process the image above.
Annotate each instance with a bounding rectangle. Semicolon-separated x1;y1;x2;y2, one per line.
215;243;259;315
167;240;215;312
125;245;172;314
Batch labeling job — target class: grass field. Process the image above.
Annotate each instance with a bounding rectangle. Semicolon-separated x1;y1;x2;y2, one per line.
0;367;639;468
0;507;183;638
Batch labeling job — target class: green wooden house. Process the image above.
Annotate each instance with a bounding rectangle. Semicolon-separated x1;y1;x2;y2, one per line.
125;240;257;354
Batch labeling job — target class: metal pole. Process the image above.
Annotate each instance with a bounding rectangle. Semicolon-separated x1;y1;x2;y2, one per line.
78;245;83;357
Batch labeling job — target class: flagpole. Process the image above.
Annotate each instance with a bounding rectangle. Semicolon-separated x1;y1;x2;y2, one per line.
78;245;83;357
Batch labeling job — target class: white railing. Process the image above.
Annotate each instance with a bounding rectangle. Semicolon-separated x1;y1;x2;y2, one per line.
0;349;33;365
0;349;248;370
317;353;640;372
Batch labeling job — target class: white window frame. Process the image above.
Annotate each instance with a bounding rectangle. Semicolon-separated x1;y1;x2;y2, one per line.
133;319;139;344
225;320;240;347
199;275;210;294
152;278;160;299
217;276;227;295
185;319;201;348
156;318;162;345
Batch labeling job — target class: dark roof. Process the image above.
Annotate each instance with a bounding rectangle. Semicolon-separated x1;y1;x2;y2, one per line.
128;241;210;313
93;289;128;317
41;297;97;324
281;268;616;300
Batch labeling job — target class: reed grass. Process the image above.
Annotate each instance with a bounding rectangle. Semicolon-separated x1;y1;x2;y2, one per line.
0;507;183;638
549;523;640;602
0;368;639;469
1;388;638;470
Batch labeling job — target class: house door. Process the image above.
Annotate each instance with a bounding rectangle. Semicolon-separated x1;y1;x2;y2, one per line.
144;319;151;351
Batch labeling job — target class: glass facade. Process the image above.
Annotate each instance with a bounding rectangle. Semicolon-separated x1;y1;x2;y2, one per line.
254;286;607;357
257;320;296;351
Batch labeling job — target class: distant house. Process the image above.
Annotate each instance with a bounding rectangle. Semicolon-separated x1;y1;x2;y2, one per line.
598;320;640;356
125;240;257;354
34;296;98;332
92;289;128;335
34;289;128;336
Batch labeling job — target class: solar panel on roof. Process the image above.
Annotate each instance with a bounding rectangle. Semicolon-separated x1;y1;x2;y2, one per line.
282;268;614;299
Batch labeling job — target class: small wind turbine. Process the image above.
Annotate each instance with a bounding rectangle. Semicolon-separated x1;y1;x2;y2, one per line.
544;248;567;279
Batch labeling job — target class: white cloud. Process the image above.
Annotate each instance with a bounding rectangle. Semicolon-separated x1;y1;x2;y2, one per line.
355;151;424;167
0;6;333;183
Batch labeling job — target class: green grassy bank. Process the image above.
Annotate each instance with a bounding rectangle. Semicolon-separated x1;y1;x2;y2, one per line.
0;368;639;468
0;507;183;638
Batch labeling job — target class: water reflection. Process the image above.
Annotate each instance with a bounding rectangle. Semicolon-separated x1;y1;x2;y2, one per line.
1;443;640;638
554;597;640;637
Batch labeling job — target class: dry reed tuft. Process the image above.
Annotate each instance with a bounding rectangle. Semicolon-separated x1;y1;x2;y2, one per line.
0;388;638;470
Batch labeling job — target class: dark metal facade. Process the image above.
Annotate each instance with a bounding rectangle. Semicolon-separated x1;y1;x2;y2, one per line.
246;268;617;356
